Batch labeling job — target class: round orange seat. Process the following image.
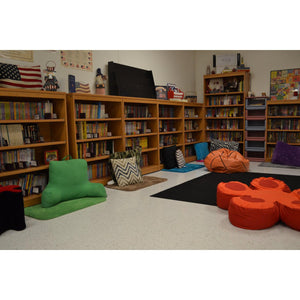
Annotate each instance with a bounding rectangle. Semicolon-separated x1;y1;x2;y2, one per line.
250;177;291;193
228;194;280;230
217;181;251;210
291;189;300;200
278;197;300;231
204;148;249;174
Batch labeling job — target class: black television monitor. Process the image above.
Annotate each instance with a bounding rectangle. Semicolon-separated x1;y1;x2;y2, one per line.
108;61;156;99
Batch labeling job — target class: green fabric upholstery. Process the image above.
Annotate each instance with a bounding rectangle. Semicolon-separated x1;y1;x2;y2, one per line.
108;147;142;183
41;159;107;208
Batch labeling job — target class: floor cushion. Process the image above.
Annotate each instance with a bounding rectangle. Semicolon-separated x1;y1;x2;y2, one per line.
278;197;300;231
217;181;251;210
194;142;209;160
42;159;107;208
110;156;143;187
175;149;186;168
161;145;177;169
229;194;280;230
272;141;300;167
250;177;291;193
210;139;239;152
291;189;300;199
204;148;249;173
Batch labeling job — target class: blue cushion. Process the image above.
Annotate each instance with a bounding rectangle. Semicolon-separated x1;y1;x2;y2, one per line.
194;142;209;160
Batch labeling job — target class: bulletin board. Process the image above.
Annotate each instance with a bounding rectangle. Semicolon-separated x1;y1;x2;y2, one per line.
270;68;300;100
60;50;93;71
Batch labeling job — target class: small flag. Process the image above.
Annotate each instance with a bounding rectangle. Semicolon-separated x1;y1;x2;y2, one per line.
0;63;43;89
75;82;90;93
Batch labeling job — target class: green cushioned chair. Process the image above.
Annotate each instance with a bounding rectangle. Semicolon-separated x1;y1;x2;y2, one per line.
42;159;107;208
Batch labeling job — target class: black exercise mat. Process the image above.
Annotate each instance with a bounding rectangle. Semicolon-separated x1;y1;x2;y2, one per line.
151;172;300;206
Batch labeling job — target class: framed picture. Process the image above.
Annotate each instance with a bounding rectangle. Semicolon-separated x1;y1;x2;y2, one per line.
44;150;58;164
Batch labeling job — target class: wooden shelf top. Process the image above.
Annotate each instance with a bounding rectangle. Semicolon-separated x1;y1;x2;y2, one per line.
76;136;122;143
267;99;300;105
0;118;65;124
0;87;66;99
0;141;66;151
204;71;249;79
76;118;122;122
0;165;49;178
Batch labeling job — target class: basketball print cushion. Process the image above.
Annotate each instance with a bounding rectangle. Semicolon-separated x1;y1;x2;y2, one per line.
175;149;186;168
110;156;143;187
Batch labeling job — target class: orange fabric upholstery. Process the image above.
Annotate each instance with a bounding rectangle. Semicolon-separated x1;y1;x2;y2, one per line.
250;177;291;193
291;189;300;200
217;181;251;210
278;197;300;231
204;148;249;173
229;194;280;230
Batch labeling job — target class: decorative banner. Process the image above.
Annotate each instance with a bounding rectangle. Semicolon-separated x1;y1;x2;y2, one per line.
0;50;33;62
60;50;93;71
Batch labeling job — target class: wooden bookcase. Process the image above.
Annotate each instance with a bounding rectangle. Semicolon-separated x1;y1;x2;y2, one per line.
67;94;204;182
203;71;250;154
0;88;68;207
266;99;300;161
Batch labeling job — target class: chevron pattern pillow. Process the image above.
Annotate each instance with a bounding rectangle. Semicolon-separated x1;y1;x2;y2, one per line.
175;149;186;168
110;156;143;187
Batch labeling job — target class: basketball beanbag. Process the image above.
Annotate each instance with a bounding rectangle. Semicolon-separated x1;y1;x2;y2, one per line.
217;181;251;210
204;148;249;173
229;194;280;230
250;177;291;192
278;197;300;231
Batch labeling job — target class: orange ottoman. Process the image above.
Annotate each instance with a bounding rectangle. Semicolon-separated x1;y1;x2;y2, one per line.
228;194;280;230
250;177;291;193
217;181;251;210
204;148;249;174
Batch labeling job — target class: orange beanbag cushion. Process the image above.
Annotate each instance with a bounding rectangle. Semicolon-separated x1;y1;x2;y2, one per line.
278;197;300;231
204;148;249;173
250;177;291;193
217;181;251;210
291;189;300;199
229;194;280;230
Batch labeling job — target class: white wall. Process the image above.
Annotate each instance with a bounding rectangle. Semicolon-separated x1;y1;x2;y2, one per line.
195;50;300;102
0;50;196;95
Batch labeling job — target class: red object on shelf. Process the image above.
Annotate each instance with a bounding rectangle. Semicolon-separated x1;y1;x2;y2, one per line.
168;89;184;100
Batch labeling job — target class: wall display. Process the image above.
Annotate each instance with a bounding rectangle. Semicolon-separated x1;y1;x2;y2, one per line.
270;68;300;100
60;50;93;71
216;54;237;74
0;50;33;62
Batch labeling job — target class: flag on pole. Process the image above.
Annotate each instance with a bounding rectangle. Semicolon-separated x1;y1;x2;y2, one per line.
0;63;43;89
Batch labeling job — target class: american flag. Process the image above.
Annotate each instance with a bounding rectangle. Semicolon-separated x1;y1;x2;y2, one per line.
76;82;90;93
0;63;43;89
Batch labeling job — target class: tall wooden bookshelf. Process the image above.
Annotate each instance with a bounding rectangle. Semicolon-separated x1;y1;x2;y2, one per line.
266;99;300;161
67;94;204;183
0;88;68;207
203;71;250;154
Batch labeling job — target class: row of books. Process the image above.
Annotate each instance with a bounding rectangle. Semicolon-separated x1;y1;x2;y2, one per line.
267;132;300;143
125;121;148;135
125;136;148;149
87;161;110;180
0;173;47;196
0;101;54;120
124;104;149;118
0;124;41;147
185;145;196;157
206;132;243;142
159;135;178;147
76;102;106;119
268;119;300;130
206;119;242;130
0;148;36;172
76;122;108;140
184;108;197;118
140;153;149;167
268;105;300;117
77;141;114;159
207;95;242;106
185;132;196;143
159;120;176;132
184;120;198;131
206;107;240;118
159;106;175;118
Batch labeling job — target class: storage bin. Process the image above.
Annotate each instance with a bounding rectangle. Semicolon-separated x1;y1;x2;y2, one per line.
245;110;266;119
245;119;266;130
245;131;265;141
246;97;267;110
245;151;265;161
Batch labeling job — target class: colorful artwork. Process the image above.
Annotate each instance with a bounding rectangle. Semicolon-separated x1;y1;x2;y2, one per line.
60;50;93;71
270;68;300;100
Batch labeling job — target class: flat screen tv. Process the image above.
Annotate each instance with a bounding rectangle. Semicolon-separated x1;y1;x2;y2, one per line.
108;61;156;99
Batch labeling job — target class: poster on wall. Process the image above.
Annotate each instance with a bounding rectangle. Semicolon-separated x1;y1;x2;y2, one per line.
0;50;33;62
270;68;300;100
60;50;93;71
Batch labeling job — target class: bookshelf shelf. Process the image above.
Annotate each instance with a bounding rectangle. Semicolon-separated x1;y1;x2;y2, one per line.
76;136;122;143
0;88;68;207
204;71;250;154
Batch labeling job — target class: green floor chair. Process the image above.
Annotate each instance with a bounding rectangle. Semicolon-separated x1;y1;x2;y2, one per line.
25;159;107;220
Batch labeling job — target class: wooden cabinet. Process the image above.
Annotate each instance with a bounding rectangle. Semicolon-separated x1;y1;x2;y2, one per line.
0;88;68;207
266;99;300;161
203;71;250;154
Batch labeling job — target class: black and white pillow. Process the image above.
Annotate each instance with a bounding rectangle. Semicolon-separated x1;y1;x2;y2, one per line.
175;149;186;168
210;139;239;152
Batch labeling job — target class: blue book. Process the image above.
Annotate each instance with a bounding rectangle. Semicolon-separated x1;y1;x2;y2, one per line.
68;75;76;93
